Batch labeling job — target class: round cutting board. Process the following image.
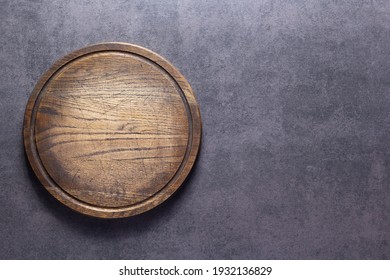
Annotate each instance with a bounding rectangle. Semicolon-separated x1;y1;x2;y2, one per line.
24;43;202;218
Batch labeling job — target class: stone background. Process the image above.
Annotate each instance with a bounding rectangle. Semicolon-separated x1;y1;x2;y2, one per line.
1;0;390;259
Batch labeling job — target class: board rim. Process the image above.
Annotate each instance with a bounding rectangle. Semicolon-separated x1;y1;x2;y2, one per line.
23;42;202;218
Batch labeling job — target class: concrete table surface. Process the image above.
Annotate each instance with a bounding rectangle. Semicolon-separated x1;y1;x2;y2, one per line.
1;0;390;259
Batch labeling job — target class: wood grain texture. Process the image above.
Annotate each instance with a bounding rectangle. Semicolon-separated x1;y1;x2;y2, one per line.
24;43;202;218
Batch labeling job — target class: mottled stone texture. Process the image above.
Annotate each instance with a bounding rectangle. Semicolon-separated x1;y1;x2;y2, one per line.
1;0;390;259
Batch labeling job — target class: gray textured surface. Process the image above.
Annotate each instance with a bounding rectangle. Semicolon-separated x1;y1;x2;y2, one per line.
1;0;390;259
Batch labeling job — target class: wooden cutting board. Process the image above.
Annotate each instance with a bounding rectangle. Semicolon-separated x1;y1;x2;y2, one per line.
24;43;202;218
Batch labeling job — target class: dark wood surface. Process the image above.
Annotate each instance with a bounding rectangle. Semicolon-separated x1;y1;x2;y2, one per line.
24;43;202;218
